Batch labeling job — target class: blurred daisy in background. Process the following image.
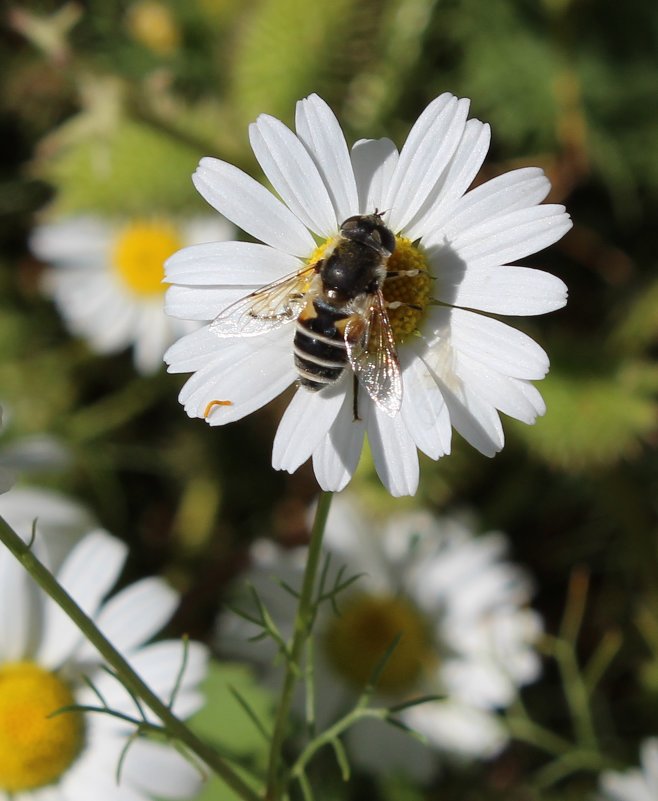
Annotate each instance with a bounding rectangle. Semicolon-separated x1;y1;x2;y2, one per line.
0;405;71;493
0;487;208;801
598;738;658;801
165;92;571;496
31;215;234;375
219;495;542;780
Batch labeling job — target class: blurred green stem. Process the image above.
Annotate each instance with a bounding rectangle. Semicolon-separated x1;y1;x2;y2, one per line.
0;515;261;801
265;491;333;801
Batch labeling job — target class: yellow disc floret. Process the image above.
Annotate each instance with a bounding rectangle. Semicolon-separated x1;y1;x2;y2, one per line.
385;236;432;343
0;662;83;791
125;0;181;56
324;593;435;694
112;220;182;296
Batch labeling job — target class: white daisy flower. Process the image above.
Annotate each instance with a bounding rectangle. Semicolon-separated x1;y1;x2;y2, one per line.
218;496;542;780
0;491;208;801
31;214;234;375
165;92;571;496
598;739;658;801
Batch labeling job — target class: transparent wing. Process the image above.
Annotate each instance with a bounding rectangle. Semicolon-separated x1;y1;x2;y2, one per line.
344;290;402;416
209;264;318;337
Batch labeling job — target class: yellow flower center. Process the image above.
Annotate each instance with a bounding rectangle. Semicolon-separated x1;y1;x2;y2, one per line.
0;661;83;791
112;220;182;296
323;593;435;694
384;237;432;343
125;0;181;56
307;235;432;343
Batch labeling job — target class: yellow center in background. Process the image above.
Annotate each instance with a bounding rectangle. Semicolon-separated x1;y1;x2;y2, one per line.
0;661;83;791
324;593;435;694
112;220;182;296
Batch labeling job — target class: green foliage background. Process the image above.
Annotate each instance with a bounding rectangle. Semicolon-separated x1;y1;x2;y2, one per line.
2;0;658;798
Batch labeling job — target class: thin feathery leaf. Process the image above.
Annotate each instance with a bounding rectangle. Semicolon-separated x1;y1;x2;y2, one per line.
330;737;351;782
116;730;140;784
82;673;109;708
228;685;271;742
297;769;314;801
388;694;444;713
27;517;39;549
363;633;402;699
168;635;189;711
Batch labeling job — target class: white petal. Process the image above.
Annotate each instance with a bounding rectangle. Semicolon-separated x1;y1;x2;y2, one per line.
400;350;451;459
367;403;419;496
97;640;208;717
165;284;251;321
312;389;367;491
344;716;438;781
435;260;568;315
0;486;94;572
455;353;546;424
75;578;179;661
30;217;110;265
0;548;41;660
193;158;315;257
441;167;552;236
428;204;572;269
165;325;251;373
295;94;359;223
437;379;504;457
178;327;297;423
37;530;127;669
182;215;235;246
60;754;148;801
165;241;300;286
249;114;337;237
385;94;470;233
132;303;169;375
599;772;654;801
120;739;203;800
641;739;658;791
422;344;504;456
403;700;507;758
405;119;491;241
429;307;550;380
350;138;399;215
272;383;346;473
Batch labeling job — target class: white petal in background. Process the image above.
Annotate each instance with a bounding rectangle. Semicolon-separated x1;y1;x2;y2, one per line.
37;530;127;669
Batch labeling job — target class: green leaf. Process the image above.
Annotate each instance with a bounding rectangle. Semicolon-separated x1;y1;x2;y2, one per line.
229;0;363;126
38;118;201;215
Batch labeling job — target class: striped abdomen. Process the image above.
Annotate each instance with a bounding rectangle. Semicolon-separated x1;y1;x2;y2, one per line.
294;298;348;390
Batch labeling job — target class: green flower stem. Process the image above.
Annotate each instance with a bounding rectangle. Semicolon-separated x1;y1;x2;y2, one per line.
289;706;386;786
265;491;334;801
0;515;261;801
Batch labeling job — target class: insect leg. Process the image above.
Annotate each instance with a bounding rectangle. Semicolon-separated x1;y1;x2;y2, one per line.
352;373;361;421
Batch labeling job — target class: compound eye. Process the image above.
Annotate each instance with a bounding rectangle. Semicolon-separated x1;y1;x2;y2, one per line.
340;216;361;233
377;226;396;255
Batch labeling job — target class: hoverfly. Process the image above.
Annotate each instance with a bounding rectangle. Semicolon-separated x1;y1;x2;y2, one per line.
209;213;405;417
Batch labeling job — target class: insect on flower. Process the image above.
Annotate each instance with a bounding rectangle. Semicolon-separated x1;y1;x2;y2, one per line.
208;212;420;418
164;92;572;496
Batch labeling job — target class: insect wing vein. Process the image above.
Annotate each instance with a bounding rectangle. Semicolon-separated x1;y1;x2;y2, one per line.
345;291;402;416
209;265;316;337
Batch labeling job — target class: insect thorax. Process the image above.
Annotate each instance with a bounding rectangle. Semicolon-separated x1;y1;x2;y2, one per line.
319;240;387;298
